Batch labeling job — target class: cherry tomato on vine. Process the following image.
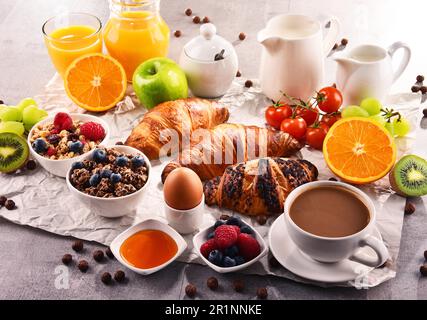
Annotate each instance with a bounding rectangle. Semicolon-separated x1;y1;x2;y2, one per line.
295;106;319;126
316;87;343;113
280;117;307;140
306;124;329;150
321;112;341;128
265;101;293;129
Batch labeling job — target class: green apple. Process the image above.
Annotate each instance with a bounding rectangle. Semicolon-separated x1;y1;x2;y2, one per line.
133;57;188;109
17;97;38;112
0;106;22;122
0;121;25;136
22;105;48;131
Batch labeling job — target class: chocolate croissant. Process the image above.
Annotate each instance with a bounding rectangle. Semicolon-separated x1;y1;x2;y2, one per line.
204;157;318;216
125;98;229;159
161;124;303;182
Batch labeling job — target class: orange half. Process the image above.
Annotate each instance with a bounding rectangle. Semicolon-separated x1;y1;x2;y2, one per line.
64;53;127;112
323;117;396;184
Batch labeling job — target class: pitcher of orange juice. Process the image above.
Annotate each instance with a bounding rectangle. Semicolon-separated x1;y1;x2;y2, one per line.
103;0;170;81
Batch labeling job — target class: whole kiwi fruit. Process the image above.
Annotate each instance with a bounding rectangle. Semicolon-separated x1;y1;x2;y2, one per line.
0;132;29;173
389;154;427;197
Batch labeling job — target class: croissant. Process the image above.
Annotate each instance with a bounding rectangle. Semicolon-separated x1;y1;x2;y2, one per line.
125;98;229;159
161;124;303;182
204;157;318;216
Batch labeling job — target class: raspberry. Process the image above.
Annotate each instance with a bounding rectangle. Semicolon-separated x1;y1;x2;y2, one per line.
80;122;105;141
46;146;56;157
236;233;261;261
53;112;73;131
200;239;218;258
214;225;238;250
230;225;241;235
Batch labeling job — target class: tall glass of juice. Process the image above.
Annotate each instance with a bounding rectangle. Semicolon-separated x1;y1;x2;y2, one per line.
42;13;102;77
103;0;170;81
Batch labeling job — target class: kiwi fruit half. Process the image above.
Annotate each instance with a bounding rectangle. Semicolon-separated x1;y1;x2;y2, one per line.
0;132;29;173
389;154;427;197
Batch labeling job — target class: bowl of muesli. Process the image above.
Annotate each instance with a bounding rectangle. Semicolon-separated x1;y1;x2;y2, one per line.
28;112;110;177
66;145;151;218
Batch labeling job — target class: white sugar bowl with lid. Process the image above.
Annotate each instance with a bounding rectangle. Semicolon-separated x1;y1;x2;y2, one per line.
179;23;238;98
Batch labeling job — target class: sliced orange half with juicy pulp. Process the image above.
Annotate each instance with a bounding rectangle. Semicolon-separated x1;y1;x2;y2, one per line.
64;53;127;112
323;117;396;184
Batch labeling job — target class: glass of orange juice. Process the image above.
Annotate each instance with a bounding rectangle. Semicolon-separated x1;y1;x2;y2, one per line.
103;0;170;81
42;13;103;77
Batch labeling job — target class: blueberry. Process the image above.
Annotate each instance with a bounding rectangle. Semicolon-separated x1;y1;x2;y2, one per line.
240;225;253;234
115;156;129;167
222;256;237;268
100;169;112;178
32;138;48;154
213;220;224;229
207;232;215;239
224;245;239;258
71;161;84;171
93;149;107;163
208;250;223;266
46;134;60;145
69;141;83;153
110;173;122;184
226;216;242;227
234;256;245;265
131;155;145;168
89;174;101;187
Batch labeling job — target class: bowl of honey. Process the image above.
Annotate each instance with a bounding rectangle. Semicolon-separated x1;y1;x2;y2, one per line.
110;219;187;275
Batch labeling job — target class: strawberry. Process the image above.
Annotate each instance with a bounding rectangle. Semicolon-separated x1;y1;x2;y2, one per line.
236;233;261;261
80;122;106;141
214;225;238;250
53;112;73;131
46;146;56;157
200;239;218;258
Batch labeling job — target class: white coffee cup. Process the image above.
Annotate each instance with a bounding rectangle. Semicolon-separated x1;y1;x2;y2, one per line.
284;181;388;267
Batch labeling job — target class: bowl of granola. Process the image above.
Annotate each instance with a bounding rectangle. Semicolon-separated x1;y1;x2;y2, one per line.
66;146;151;218
28;112;110;177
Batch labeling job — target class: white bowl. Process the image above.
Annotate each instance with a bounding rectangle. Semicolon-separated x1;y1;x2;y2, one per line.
193;218;268;273
66;145;151;218
110;219;187;275
28;113;110;177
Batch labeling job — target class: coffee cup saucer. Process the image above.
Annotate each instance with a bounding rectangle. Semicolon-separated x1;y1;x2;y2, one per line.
268;214;384;283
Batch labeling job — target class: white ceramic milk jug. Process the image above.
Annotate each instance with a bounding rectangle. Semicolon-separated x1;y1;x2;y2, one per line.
258;14;340;102
334;42;411;105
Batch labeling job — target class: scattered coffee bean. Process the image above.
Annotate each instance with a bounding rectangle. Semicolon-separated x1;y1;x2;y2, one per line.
232;279;244;292
412;86;420;93
268;255;280;268
256;215;267;225
114;270;126;282
185;283;197;297
0;100;3;105
236;70;241;77
420;264;427;277
115;141;124;145
421;86;427;95
332;43;338;50
26;160;37;170
417;75;424;83
174;30;182;38
101;272;112;285
185;8;192;16
5;199;15;210
257;287;268;299
202;16;210;24
105;247;114;259
78;260;89;272
328;177;338;181
72;240;84;252
62;254;73;265
341;38;348;46
423;109;427;118
244;80;253;88
0;196;7;206
239;32;246;40
193;16;201;24
220;214;230;220
206;276;218;290
424;250;427;260
93;250;104;262
404;202;415;215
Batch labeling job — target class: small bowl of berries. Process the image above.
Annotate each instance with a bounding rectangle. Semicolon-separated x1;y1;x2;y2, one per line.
193;216;267;273
66;145;151;218
28;112;110;177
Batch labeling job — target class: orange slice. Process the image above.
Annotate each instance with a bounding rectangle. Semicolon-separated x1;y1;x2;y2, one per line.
323;117;396;184
64;53;127;112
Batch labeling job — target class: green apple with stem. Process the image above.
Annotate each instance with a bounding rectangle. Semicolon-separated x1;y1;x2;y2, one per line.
132;57;188;109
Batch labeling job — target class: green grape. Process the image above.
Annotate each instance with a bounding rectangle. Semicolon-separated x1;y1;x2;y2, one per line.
369;114;386;126
16;98;37;112
393;116;411;137
342;105;370;118
22;105;48;131
360;97;382;116
0;121;25;136
384;121;395;136
0;106;22;122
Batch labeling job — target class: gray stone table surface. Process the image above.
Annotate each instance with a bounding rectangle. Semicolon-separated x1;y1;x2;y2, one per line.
0;0;427;300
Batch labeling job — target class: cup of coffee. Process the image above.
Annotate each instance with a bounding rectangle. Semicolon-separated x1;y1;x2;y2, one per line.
284;180;388;267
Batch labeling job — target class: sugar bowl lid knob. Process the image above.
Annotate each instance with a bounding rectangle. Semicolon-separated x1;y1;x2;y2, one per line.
200;23;216;40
